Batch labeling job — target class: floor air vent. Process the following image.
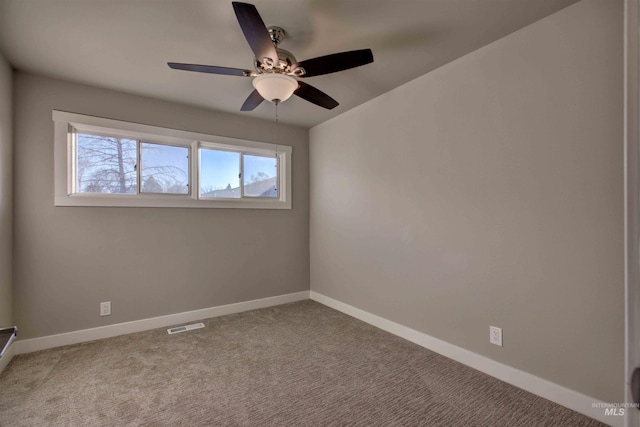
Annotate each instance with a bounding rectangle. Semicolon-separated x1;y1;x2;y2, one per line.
167;323;205;335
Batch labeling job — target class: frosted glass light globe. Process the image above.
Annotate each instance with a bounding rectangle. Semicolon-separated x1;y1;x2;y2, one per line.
252;73;298;104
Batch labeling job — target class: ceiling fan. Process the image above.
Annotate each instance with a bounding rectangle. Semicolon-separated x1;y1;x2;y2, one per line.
168;2;374;111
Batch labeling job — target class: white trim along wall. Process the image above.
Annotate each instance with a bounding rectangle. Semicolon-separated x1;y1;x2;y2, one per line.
14;291;309;354
309;292;620;426
9;290;618;426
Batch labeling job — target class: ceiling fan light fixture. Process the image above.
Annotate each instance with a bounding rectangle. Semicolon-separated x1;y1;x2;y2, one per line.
169;2;373;111
253;73;297;104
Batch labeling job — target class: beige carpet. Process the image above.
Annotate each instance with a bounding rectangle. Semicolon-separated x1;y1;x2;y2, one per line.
0;300;605;426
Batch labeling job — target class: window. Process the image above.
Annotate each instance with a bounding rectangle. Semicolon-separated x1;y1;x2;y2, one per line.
54;111;292;209
198;150;279;199
76;133;138;194
199;149;241;199
139;142;189;195
243;154;278;198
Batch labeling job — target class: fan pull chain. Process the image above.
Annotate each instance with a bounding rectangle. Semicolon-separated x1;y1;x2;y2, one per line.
274;102;279;193
274;101;279;146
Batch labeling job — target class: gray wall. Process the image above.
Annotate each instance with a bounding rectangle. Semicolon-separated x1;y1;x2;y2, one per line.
310;0;623;403
13;72;309;339
0;53;12;328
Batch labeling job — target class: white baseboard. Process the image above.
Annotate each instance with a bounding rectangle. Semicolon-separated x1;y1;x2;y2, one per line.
310;291;620;427
0;342;15;374
15;291;310;355
10;289;619;426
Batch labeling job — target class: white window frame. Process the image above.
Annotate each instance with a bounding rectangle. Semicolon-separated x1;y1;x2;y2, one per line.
53;110;292;209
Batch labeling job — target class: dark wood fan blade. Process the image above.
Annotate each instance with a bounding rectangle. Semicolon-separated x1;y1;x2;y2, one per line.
294;81;339;110
294;49;373;78
241;89;264;111
232;2;278;64
168;62;252;77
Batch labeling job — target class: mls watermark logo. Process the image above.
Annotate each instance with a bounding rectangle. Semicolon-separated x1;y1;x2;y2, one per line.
604;407;625;416
592;402;639;416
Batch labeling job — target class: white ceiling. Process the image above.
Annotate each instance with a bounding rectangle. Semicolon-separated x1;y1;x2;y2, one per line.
0;0;579;128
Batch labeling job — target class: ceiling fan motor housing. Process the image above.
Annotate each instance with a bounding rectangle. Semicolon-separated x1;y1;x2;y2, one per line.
253;27;303;76
254;47;299;74
268;26;285;46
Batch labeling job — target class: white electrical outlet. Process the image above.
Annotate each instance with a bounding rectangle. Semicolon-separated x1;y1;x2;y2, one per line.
100;301;111;317
490;326;502;346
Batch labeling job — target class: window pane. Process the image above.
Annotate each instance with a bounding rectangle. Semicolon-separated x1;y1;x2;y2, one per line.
76;133;137;194
200;149;241;198
140;142;189;194
243;154;278;198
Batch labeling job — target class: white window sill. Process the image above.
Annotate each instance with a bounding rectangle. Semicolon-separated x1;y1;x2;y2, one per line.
54;194;291;209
